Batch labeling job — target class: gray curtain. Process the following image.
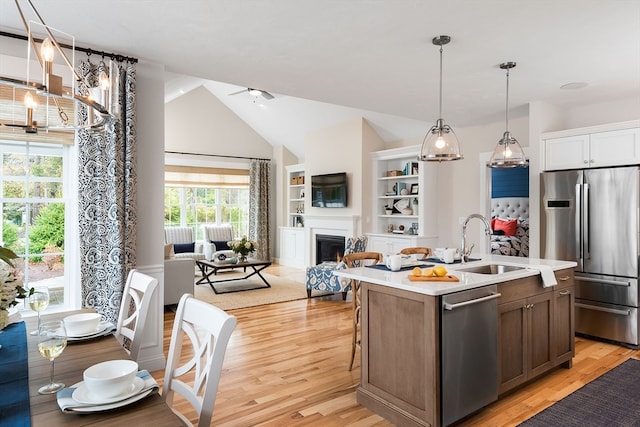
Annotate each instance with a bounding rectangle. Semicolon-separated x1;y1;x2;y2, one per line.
249;159;271;260
76;58;137;323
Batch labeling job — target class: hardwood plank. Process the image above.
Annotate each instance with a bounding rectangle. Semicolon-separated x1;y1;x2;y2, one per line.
152;265;640;426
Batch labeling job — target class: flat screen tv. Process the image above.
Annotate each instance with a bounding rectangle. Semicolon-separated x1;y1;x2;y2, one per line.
311;172;348;208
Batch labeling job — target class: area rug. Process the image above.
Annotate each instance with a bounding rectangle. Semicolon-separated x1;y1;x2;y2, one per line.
193;270;309;311
519;358;640;426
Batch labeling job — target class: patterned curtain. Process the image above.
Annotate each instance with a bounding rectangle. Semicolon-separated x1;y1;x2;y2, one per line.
76;58;137;323
248;159;271;260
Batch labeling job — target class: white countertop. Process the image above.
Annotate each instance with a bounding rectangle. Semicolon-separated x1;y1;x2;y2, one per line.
333;254;577;296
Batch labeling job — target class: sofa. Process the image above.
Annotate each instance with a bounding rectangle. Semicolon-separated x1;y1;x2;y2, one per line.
164;257;195;306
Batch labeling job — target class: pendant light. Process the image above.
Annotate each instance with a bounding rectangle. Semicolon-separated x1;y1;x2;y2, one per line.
418;35;463;162
488;62;527;168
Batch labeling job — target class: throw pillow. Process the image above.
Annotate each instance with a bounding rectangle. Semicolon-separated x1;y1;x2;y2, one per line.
173;242;195;254
164;243;174;259
493;218;517;236
210;240;231;251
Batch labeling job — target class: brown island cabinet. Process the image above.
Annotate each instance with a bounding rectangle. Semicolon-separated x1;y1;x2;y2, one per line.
334;255;576;427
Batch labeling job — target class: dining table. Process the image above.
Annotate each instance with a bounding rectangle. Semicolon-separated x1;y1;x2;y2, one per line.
4;310;184;427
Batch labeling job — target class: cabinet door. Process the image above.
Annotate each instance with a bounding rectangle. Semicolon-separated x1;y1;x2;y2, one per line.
498;299;527;394
553;284;574;364
590;128;640;168
544;135;589;171
527;292;553;378
367;236;392;255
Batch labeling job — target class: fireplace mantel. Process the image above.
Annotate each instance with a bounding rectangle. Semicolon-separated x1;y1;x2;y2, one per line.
304;215;360;266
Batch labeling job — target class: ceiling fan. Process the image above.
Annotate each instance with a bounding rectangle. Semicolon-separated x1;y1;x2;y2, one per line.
229;88;275;100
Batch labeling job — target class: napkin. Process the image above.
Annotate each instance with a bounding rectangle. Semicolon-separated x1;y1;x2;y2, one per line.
56;370;159;413
532;265;557;288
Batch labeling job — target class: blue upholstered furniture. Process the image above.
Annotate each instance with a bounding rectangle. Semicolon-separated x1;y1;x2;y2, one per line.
305;235;368;299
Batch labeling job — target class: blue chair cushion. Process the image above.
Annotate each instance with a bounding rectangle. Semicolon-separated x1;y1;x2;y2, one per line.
305;261;350;292
173;242;195;254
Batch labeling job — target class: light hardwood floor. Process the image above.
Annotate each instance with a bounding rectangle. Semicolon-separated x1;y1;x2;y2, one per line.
152;265;640;426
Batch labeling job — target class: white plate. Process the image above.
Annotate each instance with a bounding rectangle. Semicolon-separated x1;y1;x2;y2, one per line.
68;388;155;413
72;376;145;405
66;321;110;338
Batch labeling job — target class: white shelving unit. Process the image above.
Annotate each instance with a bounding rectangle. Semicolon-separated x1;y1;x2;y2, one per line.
368;145;438;253
286;164;305;228
279;164;306;267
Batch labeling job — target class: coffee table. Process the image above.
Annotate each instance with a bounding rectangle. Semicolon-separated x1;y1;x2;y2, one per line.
196;259;272;294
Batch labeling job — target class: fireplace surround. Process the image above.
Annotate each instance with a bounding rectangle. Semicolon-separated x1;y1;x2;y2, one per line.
315;234;346;265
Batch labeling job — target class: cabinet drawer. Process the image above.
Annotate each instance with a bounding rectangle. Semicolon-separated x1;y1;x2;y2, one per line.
554;268;574;287
498;275;549;305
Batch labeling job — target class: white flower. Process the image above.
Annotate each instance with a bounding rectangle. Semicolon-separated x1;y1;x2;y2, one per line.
0;259;27;312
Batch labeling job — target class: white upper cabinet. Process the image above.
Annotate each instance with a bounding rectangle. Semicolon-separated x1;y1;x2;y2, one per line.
542;122;640;171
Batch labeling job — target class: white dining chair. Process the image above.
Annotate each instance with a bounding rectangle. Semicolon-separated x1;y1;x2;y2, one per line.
162;293;237;427
115;269;159;362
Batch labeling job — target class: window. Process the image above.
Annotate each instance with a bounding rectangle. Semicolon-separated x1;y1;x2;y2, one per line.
0;140;67;309
164;186;249;240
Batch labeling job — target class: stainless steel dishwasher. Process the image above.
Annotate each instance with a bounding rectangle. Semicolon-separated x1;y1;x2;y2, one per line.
441;285;500;426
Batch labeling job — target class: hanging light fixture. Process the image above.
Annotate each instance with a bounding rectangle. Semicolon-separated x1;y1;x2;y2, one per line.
488;62;527;168
0;0;113;133
418;35;463;162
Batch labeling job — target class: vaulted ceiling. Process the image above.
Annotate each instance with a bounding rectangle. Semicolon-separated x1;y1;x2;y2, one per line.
1;0;638;159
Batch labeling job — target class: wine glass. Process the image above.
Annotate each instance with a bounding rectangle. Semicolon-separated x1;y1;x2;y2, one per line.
37;320;67;394
29;286;50;336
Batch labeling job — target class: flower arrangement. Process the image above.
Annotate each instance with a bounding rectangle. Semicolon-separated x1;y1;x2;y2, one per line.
227;236;258;258
0;247;31;329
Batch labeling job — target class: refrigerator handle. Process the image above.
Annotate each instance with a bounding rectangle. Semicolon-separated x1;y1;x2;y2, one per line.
575;183;582;260
583;183;590;260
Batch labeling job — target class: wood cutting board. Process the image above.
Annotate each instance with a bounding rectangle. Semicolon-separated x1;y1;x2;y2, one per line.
407;274;459;282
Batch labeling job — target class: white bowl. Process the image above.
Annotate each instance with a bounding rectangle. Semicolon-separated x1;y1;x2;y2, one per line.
83;360;139;399
64;312;102;336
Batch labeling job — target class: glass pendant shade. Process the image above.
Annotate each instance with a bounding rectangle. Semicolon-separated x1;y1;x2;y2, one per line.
419;35;463;162
489;131;527;167
489;61;527;168
419;118;463;161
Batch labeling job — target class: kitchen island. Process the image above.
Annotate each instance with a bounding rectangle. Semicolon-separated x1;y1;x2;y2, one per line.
334;254;577;427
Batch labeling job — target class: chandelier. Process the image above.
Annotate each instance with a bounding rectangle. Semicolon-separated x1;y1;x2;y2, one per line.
0;0;114;134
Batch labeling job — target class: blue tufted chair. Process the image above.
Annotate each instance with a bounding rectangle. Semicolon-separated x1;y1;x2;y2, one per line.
305;235;368;299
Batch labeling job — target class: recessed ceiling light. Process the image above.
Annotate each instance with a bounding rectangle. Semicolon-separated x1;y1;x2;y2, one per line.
560;82;588;90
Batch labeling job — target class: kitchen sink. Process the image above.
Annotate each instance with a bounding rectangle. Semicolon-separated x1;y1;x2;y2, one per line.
455;264;525;274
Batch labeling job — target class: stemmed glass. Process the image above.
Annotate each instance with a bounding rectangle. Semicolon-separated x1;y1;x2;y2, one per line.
29;286;50;336
37;320;67;394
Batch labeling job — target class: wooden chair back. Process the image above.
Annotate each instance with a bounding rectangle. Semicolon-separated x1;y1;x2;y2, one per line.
399;247;432;259
115;269;158;362
162;294;237;427
342;251;383;268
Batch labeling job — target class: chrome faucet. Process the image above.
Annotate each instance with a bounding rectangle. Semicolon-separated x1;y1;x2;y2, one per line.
461;213;491;263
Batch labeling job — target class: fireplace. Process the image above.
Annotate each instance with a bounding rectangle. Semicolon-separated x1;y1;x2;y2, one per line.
315;234;346;264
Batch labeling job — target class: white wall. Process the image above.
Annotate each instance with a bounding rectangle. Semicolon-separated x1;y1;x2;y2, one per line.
165;86;273;159
134;60;167;371
304;118;365;220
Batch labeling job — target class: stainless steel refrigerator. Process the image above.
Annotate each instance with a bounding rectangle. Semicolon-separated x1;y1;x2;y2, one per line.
541;166;639;348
